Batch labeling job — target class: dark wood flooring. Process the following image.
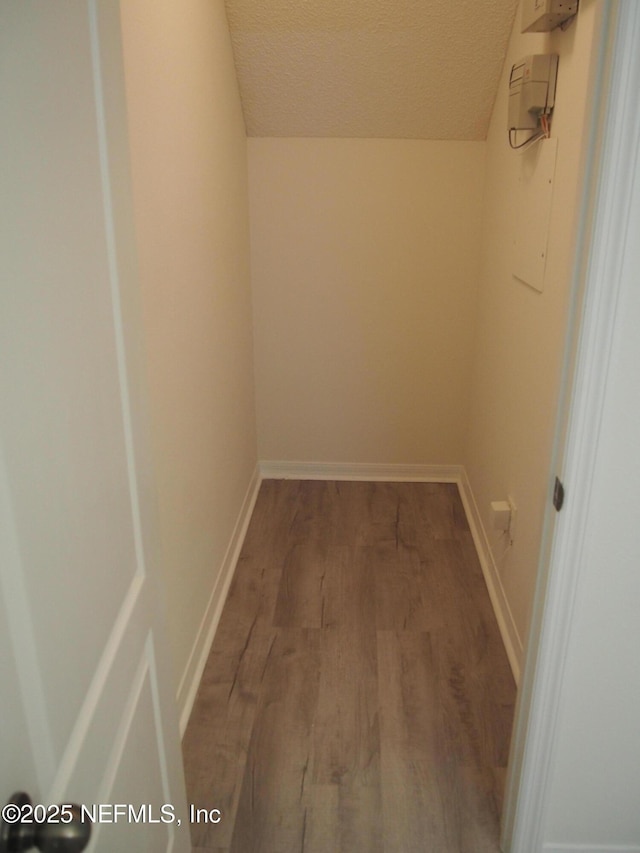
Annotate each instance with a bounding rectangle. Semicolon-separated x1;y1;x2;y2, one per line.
182;480;516;852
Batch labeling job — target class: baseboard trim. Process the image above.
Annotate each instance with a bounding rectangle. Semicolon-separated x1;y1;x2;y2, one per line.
259;460;463;483
457;468;523;685
177;464;262;736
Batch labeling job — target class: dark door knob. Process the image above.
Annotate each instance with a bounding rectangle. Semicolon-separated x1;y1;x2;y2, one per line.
0;792;91;852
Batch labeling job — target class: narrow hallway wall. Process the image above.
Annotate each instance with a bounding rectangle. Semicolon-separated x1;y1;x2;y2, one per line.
464;0;607;668
120;0;257;708
249;139;485;465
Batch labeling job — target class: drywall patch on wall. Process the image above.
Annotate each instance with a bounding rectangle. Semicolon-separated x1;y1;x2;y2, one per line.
512;137;558;292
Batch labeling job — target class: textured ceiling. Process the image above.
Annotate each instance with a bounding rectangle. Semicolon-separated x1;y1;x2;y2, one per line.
225;0;519;140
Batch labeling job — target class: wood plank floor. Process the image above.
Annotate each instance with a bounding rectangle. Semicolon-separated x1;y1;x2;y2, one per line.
182;480;516;852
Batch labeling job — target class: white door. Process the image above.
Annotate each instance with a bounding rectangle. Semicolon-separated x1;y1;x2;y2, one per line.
0;2;190;850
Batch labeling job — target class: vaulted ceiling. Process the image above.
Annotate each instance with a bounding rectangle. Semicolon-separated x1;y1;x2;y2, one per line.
225;0;519;140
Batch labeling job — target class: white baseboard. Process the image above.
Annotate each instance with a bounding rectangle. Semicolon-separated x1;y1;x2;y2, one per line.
177;464;262;736
457;468;523;685
259;460;463;483
544;846;640;852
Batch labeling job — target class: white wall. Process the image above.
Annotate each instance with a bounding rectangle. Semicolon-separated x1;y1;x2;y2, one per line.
120;1;257;706
249;138;485;465
464;0;607;664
